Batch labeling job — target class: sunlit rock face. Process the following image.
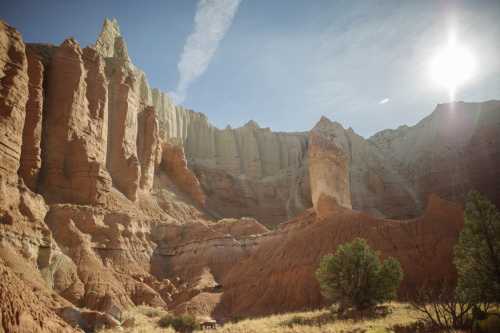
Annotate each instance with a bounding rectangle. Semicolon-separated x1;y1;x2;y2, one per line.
309;116;352;213
307;115;419;219
0;20;28;178
307;101;500;219
41;38;112;204
0;18;207;331
150;94;313;226
19;46;44;191
369;100;500;213
160;140;206;207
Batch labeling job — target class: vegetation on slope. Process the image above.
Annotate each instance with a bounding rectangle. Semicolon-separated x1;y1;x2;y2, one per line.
316;238;403;312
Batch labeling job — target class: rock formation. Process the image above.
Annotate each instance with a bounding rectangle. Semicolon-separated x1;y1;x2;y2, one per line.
160;140;206;207
0;16;499;331
19;46;44;191
42;38;112;204
0;20;28;178
150;93;312;226
369;101;500;214
216;195;463;318
309;117;352;213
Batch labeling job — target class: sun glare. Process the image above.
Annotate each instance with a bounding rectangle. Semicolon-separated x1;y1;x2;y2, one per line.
430;34;476;100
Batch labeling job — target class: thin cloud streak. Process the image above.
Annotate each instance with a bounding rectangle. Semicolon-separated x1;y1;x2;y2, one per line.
379;98;390;104
173;0;242;103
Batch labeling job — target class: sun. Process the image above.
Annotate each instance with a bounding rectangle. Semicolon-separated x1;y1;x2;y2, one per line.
430;36;476;100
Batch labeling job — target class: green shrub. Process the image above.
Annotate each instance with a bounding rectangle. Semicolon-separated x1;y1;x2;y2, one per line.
316;238;403;311
136;305;165;318
158;313;200;333
454;191;500;304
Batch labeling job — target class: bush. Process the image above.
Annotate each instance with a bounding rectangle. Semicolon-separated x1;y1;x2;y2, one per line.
410;281;473;330
454;191;500;304
158;314;200;333
315;238;403;311
136;305;166;318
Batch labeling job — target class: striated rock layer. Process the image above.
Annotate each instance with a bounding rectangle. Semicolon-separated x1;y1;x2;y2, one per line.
0;20;28;177
42;38;112;204
216;195;463;318
0;18;211;331
19;46;44;191
151;94;312;226
368;101;500;215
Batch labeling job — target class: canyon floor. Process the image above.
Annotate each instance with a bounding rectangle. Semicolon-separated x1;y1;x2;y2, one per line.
99;303;466;333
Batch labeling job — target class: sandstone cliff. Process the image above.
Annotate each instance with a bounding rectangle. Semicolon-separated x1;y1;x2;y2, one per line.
0;18;211;331
369;100;500;214
150;91;312;226
307;102;500;220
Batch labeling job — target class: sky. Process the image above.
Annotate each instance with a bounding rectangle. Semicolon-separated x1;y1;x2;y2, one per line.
2;0;500;137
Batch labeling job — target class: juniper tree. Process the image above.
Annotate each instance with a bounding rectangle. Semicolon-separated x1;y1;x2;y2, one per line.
316;238;403;311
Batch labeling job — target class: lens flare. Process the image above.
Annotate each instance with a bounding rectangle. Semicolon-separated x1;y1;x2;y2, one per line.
430;35;476;100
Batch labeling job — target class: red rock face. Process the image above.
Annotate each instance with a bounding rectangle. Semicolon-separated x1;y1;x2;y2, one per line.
19;47;44;191
106;59;141;201
41;38;111;204
83;47;109;158
0;263;76;333
192;162;311;227
216;195;463;318
137;106;160;191
160;141;206;206
0;20;28;177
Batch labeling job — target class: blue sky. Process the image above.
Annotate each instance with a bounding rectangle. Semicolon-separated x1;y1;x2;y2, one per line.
2;0;500;137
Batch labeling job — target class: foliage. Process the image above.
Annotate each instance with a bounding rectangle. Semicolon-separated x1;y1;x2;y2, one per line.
135;305;166;318
454;191;500;304
158;314;200;333
410;281;474;332
315;238;403;311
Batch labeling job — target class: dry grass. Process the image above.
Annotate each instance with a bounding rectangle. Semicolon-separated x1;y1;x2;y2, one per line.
98;305;175;333
214;303;419;333
98;303;468;333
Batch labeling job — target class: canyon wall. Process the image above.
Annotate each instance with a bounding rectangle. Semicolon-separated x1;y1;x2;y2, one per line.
306;102;500;220
153;94;500;226
150;90;312;226
0;18;211;332
369;100;500;214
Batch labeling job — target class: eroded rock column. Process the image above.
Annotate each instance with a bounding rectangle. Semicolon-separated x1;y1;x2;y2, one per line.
19;47;44;191
308;116;352;216
0;21;28;178
42;38;111;204
106;59;141;200
137;106;160;191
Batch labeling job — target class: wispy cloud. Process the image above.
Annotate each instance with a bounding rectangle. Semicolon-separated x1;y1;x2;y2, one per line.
379;98;390;104
172;0;242;103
